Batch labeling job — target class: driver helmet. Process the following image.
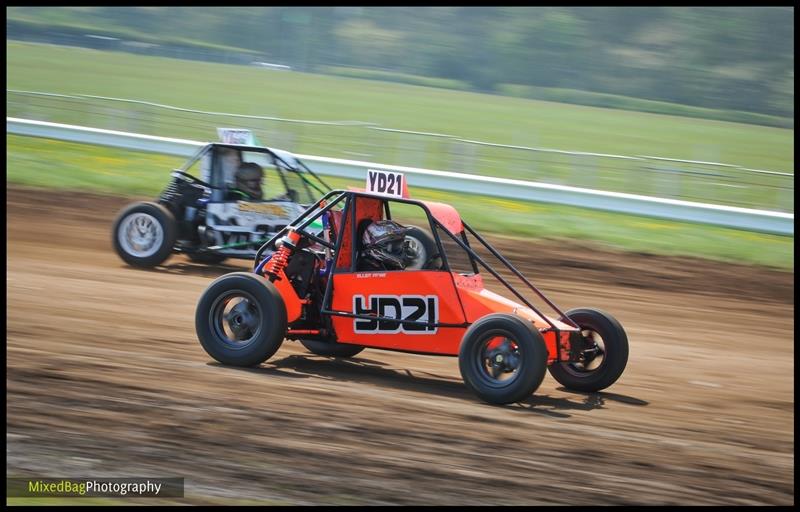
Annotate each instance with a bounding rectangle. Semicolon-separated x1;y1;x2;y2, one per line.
235;162;264;200
361;220;410;270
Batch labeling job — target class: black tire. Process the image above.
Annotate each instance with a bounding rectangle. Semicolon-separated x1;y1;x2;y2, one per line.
299;339;365;358
459;313;548;405
547;308;629;392
187;252;229;265
404;225;441;270
195;272;287;366
112;201;176;268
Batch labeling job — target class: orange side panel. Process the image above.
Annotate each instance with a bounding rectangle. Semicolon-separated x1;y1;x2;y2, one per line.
453;273;575;363
455;274;573;329
330;270;466;355
542;331;558;364
327;267;575;361
271;269;304;323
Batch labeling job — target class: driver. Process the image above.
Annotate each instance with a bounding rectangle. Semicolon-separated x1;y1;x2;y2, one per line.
230;162;264;200
358;220;411;271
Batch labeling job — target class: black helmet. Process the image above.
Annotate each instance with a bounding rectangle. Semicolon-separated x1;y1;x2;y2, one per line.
361;220;410;270
235;162;263;199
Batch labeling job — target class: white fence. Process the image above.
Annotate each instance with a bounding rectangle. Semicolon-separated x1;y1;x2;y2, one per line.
7;89;794;213
7;117;794;235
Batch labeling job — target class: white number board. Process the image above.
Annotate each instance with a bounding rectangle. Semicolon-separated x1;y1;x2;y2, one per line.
366;169;405;198
217;128;256;145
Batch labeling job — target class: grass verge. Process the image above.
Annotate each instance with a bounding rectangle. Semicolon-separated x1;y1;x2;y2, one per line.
7;134;793;270
6;40;794;173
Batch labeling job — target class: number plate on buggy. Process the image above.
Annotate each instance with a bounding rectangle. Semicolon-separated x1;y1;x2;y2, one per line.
366;169;407;198
353;294;438;334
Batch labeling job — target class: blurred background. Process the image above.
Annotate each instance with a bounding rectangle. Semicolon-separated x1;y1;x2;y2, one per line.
7;6;795;120
6;7;795;506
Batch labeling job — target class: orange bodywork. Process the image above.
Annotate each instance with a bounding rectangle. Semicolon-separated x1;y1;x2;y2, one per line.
328;269;575;362
419;200;463;234
271;268;305;323
267;193;577;363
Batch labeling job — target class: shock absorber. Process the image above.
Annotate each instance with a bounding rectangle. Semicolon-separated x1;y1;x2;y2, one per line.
263;230;301;281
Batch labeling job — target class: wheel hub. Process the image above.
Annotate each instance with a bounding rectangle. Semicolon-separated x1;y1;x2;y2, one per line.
581;345;603;364
484;338;520;379
118;212;164;257
572;329;605;371
224;300;258;340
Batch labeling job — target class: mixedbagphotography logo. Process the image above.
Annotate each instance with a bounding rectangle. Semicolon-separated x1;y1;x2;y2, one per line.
7;477;184;498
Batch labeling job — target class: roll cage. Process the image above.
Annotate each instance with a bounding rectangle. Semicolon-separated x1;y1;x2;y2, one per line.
255;190;581;334
177;143;332;204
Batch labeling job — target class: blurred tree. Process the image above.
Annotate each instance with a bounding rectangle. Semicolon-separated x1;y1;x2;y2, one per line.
493;8;590;88
334;18;406;69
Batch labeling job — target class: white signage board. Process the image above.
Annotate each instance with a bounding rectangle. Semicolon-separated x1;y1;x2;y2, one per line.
217;128;256;145
366;169;406;198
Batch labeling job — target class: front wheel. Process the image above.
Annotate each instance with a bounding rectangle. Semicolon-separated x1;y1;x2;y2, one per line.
459;314;548;405
112;202;176;267
547;308;629;392
195;272;287;366
299;339;365;358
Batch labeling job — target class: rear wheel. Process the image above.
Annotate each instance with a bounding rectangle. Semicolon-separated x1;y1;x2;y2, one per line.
459;314;548;405
299;339;365;358
404;226;441;270
195;272;287;366
112;202;176;267
547;308;628;392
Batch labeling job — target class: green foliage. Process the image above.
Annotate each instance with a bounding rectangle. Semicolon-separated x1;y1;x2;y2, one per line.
496;84;794;129
6;16;261;55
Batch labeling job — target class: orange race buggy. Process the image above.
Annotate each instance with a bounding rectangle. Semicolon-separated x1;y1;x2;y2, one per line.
195;186;629;404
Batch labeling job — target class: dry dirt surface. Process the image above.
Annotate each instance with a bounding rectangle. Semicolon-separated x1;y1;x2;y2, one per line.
6;186;794;505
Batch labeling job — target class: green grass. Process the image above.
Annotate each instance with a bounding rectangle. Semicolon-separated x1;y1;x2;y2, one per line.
318;65;472;91
6;134;793;270
7;41;793;213
6;41;793;174
497;83;793;129
6;135;187;196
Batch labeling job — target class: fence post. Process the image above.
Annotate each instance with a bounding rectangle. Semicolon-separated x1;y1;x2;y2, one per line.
449;139;476;174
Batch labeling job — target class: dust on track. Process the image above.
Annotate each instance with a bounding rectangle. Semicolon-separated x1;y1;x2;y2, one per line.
6;186;794;505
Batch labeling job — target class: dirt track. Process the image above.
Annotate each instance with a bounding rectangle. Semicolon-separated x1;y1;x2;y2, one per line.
6;185;794;505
